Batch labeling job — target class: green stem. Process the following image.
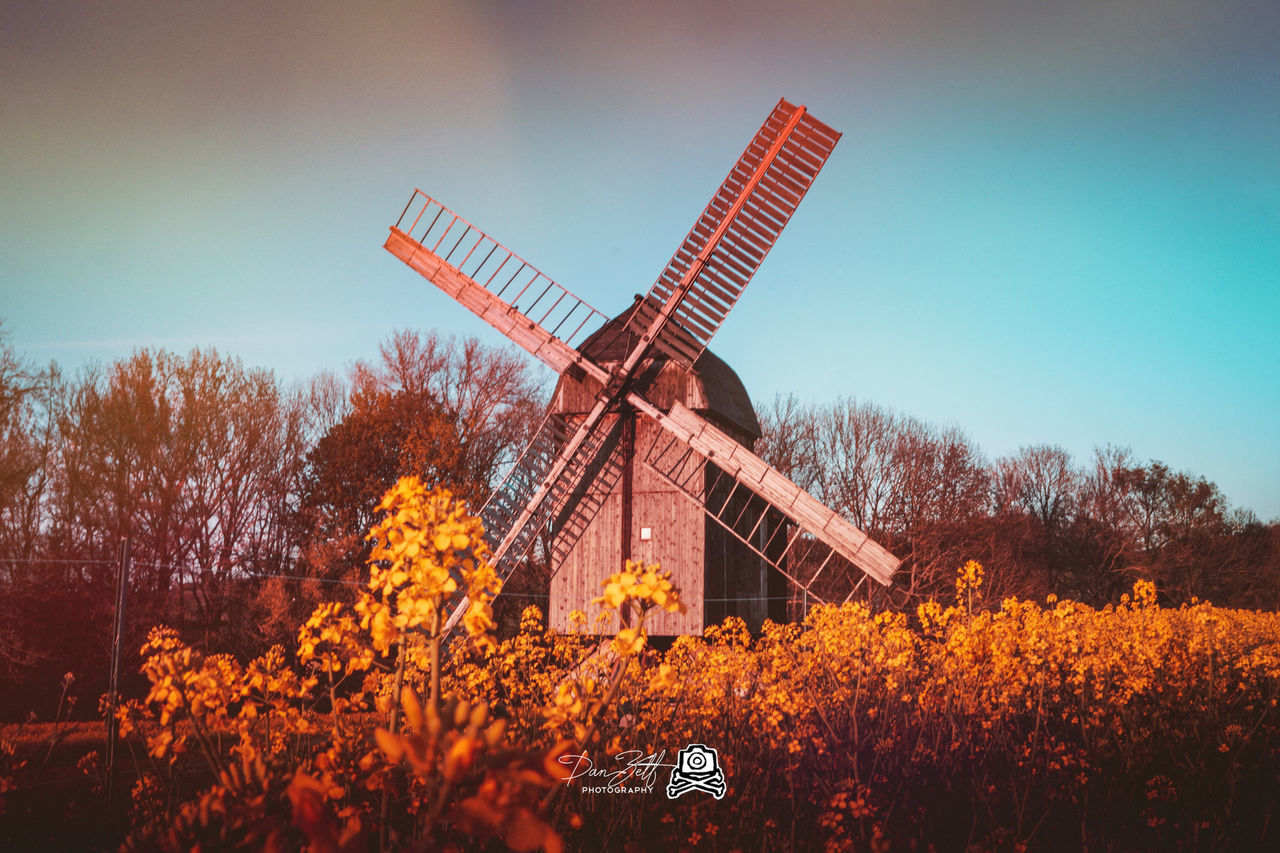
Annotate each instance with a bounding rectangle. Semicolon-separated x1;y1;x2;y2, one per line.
380;627;408;853
430;607;441;719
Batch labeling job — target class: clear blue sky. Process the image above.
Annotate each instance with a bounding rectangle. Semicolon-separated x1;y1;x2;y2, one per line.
2;1;1277;520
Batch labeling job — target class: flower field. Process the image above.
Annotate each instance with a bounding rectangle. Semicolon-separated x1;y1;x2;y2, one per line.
2;479;1277;851
460;567;1280;851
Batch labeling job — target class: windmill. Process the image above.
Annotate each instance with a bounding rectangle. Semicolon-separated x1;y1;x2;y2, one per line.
384;98;900;636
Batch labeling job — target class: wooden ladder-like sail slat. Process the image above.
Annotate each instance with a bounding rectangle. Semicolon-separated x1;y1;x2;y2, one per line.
385;194;613;385
626;99;842;370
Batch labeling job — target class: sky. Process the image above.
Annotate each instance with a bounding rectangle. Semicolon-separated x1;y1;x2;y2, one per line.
2;0;1277;520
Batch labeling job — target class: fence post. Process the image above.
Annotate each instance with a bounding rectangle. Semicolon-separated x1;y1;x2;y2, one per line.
105;535;131;819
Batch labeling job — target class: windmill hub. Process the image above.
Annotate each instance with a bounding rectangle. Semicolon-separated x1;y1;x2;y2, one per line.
558;299;760;438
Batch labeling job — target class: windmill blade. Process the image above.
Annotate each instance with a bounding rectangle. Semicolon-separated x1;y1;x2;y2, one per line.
633;398;899;590
645;447;874;607
625;99;841;369
477;410;573;568
439;353;648;637
385;192;615;383
385;192;639;637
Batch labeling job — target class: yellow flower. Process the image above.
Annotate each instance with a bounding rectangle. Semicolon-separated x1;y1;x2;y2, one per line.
648;663;679;692
592;560;684;615
612;627;646;657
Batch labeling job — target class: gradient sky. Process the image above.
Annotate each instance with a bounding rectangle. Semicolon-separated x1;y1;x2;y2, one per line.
3;1;1277;519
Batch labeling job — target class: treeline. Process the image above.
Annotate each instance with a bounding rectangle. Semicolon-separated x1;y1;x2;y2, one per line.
0;322;1276;720
0;326;542;720
756;395;1280;610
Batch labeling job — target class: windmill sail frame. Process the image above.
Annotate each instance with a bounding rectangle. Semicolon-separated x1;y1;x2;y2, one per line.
384;99;901;636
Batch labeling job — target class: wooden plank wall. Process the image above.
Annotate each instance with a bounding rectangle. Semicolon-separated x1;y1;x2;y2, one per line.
548;412;706;635
630;416;704;635
548;413;623;631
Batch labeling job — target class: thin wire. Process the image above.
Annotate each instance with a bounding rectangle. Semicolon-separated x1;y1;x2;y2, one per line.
131;560;183;570
495;590;809;603
149;561;369;588
0;557;114;565
128;566;817;602
93;557;369;588
244;572;366;587
1;558;854;603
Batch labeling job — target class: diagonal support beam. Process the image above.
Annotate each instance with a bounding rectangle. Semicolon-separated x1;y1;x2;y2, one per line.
629;397;899;586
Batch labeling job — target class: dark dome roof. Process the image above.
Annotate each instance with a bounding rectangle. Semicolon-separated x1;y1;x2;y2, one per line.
574;297;761;440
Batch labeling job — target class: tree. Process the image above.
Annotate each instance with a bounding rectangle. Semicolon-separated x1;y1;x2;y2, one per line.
754;393;819;490
295;330;544;585
0;323;59;562
1121;463;1231;602
994;445;1078;531
990;445;1081;594
168;351;308;648
811;397;903;535
0;323;62;685
884;418;992;603
26;346;310;693
355;329;545;493
757;395;995;606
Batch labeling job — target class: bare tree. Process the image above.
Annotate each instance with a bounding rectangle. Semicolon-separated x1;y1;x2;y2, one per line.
753;393;817;490
0;325;59;562
811;397;903;535
1067;444;1139;602
303;369;350;444
997;445;1078;530
352;329;547;499
883;417;990;602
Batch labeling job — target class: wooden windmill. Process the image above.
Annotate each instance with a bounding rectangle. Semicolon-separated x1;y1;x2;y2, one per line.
384;98;900;635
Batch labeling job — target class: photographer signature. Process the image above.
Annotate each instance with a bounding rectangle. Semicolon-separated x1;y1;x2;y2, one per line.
558;750;676;789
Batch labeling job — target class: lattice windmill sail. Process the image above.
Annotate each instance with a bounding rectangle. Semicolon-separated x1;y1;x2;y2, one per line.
384;98;901;636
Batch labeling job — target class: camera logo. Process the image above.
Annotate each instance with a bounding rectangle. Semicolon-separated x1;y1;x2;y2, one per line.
666;743;726;800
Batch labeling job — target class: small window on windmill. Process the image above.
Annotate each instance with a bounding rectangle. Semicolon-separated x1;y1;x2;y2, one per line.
640;527;652;541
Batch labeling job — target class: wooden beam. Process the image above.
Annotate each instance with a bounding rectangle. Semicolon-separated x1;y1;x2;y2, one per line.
385;228;611;385
630;397;900;586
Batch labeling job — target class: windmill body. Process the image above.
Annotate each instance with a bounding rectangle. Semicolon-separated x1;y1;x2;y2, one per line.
548;303;784;634
383;99;902;636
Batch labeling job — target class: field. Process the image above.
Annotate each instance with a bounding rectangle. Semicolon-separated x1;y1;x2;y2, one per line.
4;586;1278;851
1;483;1277;851
452;572;1280;851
